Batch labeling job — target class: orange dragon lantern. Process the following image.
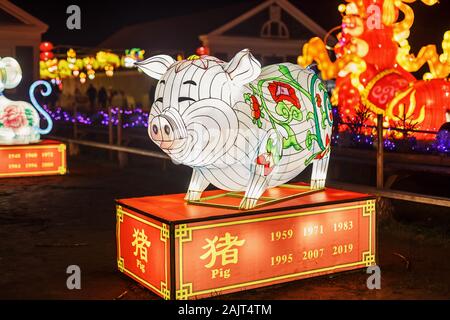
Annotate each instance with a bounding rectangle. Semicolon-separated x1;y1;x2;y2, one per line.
299;0;450;138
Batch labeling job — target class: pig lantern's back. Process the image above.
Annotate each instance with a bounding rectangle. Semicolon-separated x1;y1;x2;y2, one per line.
237;63;333;188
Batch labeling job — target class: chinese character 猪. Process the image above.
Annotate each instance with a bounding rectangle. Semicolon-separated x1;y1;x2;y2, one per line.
200;232;245;268
131;228;151;263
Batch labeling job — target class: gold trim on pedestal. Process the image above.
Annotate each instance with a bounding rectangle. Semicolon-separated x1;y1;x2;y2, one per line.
58;144;66;153
362;199;376;267
176;283;193;300
58;166;66;175
363;200;376;217
362;251;376;266
116;205;124;222
117;257;124;272
175;224;192;242
161;282;170;300
160;223;169;242
116;206;170;299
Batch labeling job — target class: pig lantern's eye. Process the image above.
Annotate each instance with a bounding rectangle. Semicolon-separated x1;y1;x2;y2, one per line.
164;124;171;135
155;97;163;104
152;124;158;135
178;97;196;103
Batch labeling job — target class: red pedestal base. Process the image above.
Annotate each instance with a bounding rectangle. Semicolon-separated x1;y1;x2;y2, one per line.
116;184;376;300
0;140;67;178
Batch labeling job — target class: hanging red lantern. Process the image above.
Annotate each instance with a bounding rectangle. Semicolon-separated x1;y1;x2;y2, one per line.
40;51;54;61
196;46;210;56
40;42;54;52
411;79;450;132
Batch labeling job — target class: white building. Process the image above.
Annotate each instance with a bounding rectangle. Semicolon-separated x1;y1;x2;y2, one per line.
68;0;331;109
0;0;47;98
199;0;329;65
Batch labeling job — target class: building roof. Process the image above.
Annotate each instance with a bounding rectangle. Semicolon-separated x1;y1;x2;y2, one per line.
0;0;48;33
99;0;331;56
204;0;328;39
99;1;260;55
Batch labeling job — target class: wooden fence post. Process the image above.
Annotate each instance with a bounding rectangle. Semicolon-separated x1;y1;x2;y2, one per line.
376;113;384;189
108;106;114;160
69;103;80;156
117;108;128;168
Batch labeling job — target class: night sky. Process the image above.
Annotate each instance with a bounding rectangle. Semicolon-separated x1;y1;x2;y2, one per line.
10;0;450;53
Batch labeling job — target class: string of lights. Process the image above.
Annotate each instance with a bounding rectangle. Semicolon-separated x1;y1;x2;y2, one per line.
41;105;449;154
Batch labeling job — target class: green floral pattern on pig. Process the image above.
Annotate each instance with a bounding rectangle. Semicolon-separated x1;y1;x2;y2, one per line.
244;65;333;167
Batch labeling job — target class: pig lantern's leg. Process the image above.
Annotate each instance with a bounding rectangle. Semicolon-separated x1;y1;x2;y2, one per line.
239;162;270;210
185;168;210;201
311;152;330;189
240;131;281;210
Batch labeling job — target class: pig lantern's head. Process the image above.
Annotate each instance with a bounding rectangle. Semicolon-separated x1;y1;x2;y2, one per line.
135;49;261;167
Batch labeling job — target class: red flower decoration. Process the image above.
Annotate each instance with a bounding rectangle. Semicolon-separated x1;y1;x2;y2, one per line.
256;153;274;176
268;82;300;109
0;105;27;129
315;94;322;107
250;95;261;119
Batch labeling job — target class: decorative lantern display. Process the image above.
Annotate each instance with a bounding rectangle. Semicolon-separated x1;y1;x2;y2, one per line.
0;57;66;178
39;42;54;52
299;0;450;138
39;42;54;62
118;50;377;301
116;186;376;299
123;48;145;68
135;49;333;209
0;57;53;145
39;48;145;83
196;46;210;56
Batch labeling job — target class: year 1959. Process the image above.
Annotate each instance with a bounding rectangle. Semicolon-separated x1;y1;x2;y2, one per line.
271;229;294;241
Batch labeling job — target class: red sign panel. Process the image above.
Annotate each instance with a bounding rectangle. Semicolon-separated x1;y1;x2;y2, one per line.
0;140;66;178
175;200;376;299
116;206;170;299
117;194;376;300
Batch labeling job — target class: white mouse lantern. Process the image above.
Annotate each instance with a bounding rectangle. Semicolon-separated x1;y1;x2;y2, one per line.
0;57;53;145
136;49;333;209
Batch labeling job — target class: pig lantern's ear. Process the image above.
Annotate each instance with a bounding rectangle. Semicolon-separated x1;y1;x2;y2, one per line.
224;49;261;85
135;55;175;80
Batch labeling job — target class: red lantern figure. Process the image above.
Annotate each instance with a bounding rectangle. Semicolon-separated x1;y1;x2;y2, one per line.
196;46;210;56
360;27;398;71
387;79;450;136
299;0;450;138
40;41;55;62
39;42;54;52
39;51;54;61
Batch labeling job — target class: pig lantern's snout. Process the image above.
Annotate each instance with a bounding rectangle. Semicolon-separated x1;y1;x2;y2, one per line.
148;110;187;150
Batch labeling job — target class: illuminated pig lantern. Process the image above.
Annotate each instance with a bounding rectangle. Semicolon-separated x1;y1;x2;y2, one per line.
0;57;53;145
136;49;332;209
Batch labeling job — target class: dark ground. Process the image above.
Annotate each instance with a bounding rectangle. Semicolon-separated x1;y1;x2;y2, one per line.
1;151;450;300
